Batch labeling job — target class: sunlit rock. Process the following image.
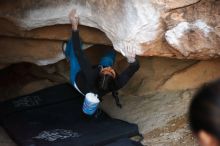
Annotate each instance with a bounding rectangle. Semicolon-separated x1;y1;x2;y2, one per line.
0;0;219;64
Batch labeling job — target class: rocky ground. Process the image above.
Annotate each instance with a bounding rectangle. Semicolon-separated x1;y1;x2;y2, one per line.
102;90;198;146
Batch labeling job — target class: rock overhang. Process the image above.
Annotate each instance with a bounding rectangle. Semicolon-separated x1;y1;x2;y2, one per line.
0;0;220;66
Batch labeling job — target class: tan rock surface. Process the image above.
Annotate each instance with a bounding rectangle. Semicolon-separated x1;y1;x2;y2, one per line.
0;37;65;65
160;58;220;90
0;18;111;65
115;57;196;96
0;18;111;44
152;0;200;10
102;90;198;146
1;0;219;60
164;0;220;59
116;57;220;96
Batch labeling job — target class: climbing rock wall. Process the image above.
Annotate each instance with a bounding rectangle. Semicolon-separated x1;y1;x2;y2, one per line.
164;0;220;59
0;0;220;66
1;1;220;145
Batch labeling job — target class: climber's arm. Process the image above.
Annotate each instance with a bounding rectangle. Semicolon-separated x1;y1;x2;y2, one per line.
114;58;140;90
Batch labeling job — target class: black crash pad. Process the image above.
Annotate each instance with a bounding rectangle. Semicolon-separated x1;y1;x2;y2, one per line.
104;138;143;146
0;83;141;146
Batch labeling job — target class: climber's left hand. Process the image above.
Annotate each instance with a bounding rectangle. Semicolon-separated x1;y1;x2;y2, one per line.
120;45;136;63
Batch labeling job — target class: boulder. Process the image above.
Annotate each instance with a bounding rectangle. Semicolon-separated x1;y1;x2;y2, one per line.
0;0;219;60
0;37;64;65
0;18;111;66
0;18;111;44
164;0;220;59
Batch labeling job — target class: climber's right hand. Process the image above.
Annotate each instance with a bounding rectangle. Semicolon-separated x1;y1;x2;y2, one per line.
69;9;79;31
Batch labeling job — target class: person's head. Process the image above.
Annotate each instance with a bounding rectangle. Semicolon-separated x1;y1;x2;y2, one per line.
98;66;116;91
189;79;220;146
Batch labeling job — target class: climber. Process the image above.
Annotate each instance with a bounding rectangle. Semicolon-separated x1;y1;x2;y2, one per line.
189;79;220;146
62;9;139;115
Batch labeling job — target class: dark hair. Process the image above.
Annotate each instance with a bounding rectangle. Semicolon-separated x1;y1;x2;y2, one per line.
189;79;220;139
98;73;114;91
